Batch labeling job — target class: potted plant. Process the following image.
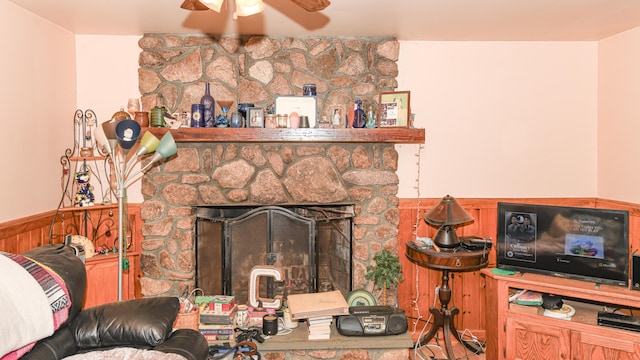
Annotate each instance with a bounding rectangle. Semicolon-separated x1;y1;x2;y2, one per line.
365;249;405;306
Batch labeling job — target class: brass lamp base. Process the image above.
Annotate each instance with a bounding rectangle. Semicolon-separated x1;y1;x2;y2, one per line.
433;225;461;248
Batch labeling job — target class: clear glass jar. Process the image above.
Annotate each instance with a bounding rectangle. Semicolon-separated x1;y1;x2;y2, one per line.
277;114;288;128
265;114;277;128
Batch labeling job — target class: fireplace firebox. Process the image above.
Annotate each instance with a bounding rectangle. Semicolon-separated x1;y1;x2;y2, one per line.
195;205;354;304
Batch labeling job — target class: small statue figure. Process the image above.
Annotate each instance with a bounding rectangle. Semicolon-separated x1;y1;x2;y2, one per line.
73;169;95;207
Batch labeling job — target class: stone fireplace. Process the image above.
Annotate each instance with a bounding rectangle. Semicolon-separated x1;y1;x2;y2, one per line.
135;33;421;306
138;141;403;305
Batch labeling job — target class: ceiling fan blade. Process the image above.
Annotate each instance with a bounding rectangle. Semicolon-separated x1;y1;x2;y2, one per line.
180;0;210;11
290;0;331;12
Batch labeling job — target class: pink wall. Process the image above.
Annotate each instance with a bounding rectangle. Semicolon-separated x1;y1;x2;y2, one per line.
75;38;601;202
598;26;640;204
4;0;640;221
0;0;76;222
396;41;598;198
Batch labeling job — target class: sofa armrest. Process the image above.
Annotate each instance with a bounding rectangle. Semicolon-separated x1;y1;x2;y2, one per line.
19;327;77;360
153;329;209;360
69;297;180;349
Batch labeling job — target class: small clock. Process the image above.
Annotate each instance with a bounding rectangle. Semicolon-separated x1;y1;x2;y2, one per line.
70;235;95;259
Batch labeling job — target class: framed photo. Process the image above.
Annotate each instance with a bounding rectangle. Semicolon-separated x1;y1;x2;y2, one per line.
247;108;264;128
275;96;317;127
378;91;411;127
327;105;346;128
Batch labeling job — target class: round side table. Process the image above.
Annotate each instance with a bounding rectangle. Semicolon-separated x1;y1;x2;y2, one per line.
405;241;490;360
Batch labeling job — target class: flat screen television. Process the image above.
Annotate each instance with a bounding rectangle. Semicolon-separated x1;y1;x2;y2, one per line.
496;202;629;287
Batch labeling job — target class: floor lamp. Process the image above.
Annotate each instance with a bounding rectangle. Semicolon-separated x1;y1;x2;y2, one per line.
96;119;177;301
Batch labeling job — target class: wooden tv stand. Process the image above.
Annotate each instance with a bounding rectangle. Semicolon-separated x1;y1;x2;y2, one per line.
481;268;640;360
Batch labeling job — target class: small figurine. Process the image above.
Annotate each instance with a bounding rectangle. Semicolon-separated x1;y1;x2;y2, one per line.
73;169;95;207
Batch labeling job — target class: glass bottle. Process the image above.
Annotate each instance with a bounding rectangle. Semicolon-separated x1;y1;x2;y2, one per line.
366;105;377;128
201;82;215;127
352;99;366;128
230;112;243;128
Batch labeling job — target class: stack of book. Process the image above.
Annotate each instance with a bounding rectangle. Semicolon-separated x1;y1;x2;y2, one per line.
514;290;543;306
307;316;333;340
200;304;238;325
287;290;348;341
198;323;235;342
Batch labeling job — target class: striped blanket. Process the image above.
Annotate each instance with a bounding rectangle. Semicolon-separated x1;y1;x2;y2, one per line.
0;252;71;359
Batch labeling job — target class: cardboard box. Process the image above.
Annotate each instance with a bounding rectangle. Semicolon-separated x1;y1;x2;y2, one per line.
212;295;235;312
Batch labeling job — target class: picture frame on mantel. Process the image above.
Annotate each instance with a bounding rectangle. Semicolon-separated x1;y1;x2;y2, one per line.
327;104;347;128
247;107;264;128
378;91;411;128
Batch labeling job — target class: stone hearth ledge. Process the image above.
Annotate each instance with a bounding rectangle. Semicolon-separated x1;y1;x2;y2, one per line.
256;323;413;351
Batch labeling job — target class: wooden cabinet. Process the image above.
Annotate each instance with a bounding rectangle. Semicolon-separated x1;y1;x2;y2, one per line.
84;252;140;308
572;331;640;360
482;268;640;360
506;316;571;359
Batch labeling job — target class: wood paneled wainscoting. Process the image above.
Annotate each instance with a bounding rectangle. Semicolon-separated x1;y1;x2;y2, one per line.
0;205;143;308
397;197;640;344
2;197;640;325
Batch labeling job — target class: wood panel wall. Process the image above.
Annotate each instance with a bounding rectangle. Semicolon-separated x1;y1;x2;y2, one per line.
398;197;640;341
0;205;142;254
2;198;639;341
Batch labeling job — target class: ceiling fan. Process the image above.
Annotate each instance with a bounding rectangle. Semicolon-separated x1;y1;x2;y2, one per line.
180;0;330;13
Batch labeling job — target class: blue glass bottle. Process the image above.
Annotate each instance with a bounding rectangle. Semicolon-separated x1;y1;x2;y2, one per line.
352;99;366;128
201;82;215;127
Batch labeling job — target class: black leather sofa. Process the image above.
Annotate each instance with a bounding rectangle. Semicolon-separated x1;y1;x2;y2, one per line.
6;244;208;360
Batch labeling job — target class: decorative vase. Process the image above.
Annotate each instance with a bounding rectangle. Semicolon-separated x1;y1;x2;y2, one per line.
352;99;366;128
230;112;243;128
238;103;254;123
127;98;141;117
134;111;150;127
201;82;215;127
150;106;165;127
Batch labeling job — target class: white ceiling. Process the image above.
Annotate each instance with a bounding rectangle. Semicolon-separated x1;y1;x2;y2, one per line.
7;0;640;40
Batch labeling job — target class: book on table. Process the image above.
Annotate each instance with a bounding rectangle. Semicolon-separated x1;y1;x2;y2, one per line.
199;305;238;324
286;290;349;320
514;290;543;306
306;316;333;340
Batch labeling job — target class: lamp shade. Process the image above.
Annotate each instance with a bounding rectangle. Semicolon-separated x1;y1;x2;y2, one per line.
94;126;111;154
424;195;474;226
236;0;264;16
155;131;178;159
115;119;141;150
102;119;118;140
135;131;160;156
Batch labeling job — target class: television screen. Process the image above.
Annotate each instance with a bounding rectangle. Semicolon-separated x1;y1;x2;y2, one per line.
496;202;629;287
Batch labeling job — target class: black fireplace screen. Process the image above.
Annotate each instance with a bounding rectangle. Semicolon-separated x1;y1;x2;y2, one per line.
195;205;354;305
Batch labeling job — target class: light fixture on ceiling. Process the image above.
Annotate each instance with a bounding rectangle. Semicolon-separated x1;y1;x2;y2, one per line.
235;0;265;17
198;0;265;17
199;0;225;12
423;195;474;249
181;0;330;13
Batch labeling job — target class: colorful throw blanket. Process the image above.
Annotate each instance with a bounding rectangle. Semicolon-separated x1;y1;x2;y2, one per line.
0;252;71;359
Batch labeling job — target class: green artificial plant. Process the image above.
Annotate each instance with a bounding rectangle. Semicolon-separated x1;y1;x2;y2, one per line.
365;249;405;305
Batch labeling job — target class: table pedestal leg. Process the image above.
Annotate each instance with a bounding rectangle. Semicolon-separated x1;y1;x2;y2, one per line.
416;270;481;359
